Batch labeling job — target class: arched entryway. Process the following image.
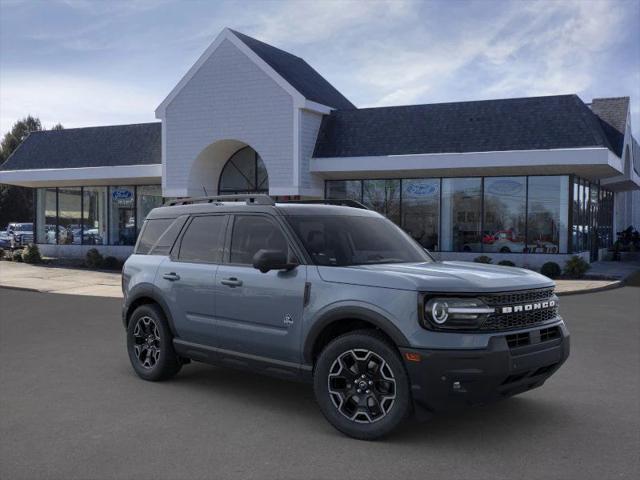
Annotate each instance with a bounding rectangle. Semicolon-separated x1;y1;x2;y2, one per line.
218;146;269;194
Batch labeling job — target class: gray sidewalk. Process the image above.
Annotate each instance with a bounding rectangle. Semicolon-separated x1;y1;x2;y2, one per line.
0;261;122;297
1;260;638;298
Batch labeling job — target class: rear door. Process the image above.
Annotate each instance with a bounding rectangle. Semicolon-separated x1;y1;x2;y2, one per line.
213;214;306;364
156;214;228;345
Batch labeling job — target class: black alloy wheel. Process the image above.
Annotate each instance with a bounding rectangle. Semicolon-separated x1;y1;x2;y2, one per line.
126;304;182;381
314;330;411;440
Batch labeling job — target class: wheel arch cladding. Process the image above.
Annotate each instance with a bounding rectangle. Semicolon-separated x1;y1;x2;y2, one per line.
304;306;409;364
125;293;177;336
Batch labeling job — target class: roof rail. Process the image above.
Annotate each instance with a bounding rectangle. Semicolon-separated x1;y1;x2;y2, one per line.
280;199;369;210
167;194;275;206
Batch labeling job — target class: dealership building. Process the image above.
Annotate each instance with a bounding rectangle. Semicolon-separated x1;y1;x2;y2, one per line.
1;28;639;266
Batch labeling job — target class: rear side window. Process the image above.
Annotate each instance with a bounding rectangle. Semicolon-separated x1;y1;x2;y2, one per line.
178;215;226;263
136;219;173;254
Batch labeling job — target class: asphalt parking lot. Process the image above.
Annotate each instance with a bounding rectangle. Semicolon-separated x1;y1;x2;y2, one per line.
1;284;638;480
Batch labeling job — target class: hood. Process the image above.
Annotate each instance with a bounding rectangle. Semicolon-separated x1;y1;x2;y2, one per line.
316;261;554;293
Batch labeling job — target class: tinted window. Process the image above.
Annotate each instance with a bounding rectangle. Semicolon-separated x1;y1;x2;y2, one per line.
178;215;226;263
483;177;526;254
230;216;288;264
441;178;482;252
287;215;430;266
136;219;173;254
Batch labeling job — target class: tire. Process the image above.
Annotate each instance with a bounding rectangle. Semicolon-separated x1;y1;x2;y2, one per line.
126;303;182;381
500;247;511;253
313;329;411;440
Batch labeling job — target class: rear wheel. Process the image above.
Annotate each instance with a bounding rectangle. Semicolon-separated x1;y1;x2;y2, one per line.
313;330;411;440
126;304;182;381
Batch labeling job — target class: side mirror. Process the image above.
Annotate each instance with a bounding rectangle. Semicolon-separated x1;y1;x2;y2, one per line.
252;249;297;273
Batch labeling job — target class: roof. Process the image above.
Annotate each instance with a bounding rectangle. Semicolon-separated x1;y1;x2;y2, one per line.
590;97;629;156
0;123;161;171
313;94;617;158
229;29;355;110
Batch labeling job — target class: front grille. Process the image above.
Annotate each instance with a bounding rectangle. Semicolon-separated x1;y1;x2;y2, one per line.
479;287;558;331
479;287;554;307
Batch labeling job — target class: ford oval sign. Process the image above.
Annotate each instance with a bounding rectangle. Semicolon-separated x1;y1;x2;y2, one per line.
112;189;133;200
488;179;523;196
406;182;438;197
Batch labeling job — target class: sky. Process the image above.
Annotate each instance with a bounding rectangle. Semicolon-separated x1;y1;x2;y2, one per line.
1;0;639;138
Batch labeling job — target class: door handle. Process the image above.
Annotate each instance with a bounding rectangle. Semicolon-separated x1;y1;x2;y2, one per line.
162;272;181;281
220;277;243;287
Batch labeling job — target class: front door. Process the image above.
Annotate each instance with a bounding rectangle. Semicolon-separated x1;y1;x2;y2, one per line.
155;214;228;345
214;214;306;364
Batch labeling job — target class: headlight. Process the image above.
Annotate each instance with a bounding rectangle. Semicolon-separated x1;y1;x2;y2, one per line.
423;297;494;330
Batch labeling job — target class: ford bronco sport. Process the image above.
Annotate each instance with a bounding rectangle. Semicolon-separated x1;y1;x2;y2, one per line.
122;194;569;440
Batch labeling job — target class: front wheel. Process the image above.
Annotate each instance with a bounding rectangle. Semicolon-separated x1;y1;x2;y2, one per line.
313;330;411;440
126;304;182;381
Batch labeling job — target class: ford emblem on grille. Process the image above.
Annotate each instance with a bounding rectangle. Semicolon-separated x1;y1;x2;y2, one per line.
500;300;556;314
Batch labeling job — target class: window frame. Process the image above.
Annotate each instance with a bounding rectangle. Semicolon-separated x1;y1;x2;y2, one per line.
223;213;304;267
171;214;229;265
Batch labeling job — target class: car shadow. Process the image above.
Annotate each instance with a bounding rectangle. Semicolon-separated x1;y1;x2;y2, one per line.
155;362;573;444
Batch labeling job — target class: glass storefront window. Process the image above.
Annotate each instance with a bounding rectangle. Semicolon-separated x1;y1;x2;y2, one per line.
109;186;136;246
441;178;482;252
136;185;163;233
326;180;362;201
527;176;569;254
57;187;82;245
83;187;107;245
362;179;400;224
402;179;440;250
36;188;57;244
483;177;526;253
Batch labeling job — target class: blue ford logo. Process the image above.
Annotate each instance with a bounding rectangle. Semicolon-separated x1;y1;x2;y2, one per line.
112;189;133;200
406;182;438;197
488;180;523;195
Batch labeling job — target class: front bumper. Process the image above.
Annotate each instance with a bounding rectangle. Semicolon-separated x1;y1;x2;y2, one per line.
400;320;570;418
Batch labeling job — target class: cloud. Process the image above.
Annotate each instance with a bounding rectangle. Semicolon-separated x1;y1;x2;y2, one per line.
0;72;157;133
249;0;411;46
345;0;627;107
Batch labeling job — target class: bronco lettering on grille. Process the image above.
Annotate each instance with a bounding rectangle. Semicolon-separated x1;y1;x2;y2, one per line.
500;300;556;314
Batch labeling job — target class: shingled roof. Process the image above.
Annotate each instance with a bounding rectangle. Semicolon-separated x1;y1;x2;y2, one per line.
0;122;161;171
313;94;616;158
590;97;629;157
230;29;355;111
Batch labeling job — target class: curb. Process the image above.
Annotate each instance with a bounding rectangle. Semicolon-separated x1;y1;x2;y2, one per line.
556;280;623;297
0;284;43;294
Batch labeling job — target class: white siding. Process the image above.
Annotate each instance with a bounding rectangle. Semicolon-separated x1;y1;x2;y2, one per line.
163;39;294;196
298;109;324;196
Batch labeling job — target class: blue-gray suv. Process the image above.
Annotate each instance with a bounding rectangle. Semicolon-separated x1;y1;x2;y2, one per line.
122;195;569;440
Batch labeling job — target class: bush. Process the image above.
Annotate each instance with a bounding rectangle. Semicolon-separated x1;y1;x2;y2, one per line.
12;250;23;262
474;255;492;264
102;256;120;270
564;256;590;278
21;244;42;264
498;260;516;267
85;248;104;269
0;249;5;260
540;261;561;279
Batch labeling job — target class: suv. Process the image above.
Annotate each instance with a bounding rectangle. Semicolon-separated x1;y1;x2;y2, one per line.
6;223;34;249
122;195;569;440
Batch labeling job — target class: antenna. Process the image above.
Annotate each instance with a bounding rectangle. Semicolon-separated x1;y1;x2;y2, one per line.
202;186;208;196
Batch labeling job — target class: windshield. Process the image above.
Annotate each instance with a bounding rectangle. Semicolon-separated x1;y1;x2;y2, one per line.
11;224;32;231
286;215;432;266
